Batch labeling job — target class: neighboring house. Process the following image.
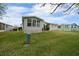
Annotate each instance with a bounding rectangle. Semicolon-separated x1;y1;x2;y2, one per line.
49;24;61;31
0;22;14;32
61;23;79;31
22;16;47;33
49;23;79;32
22;16;79;33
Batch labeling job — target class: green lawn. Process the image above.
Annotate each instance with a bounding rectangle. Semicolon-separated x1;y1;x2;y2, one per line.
0;31;79;56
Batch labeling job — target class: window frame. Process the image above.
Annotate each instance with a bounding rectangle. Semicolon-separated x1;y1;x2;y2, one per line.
37;20;40;27
33;19;36;27
27;18;32;27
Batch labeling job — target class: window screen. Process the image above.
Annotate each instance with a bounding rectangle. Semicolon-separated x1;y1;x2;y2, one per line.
27;18;32;26
37;20;40;27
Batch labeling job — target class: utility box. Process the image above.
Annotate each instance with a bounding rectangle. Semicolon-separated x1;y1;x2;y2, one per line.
26;33;31;44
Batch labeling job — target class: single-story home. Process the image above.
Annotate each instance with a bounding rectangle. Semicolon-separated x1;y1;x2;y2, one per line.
0;22;14;32
22;16;79;33
61;23;79;31
49;23;79;32
49;24;61;31
22;16;48;33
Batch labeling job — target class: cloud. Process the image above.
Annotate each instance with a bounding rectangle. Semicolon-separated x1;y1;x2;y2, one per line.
6;6;30;13
1;3;79;26
32;3;54;13
25;3;67;24
2;6;31;26
4;4;67;26
41;16;70;24
25;4;53;16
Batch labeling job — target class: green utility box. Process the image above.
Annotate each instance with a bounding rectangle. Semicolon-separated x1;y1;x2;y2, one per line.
26;33;31;44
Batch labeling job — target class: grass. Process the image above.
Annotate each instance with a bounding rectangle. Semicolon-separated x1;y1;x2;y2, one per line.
0;31;79;56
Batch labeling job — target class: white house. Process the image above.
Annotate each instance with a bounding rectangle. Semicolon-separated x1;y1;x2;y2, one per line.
0;22;14;32
22;16;47;33
61;23;79;31
49;24;61;31
22;16;79;33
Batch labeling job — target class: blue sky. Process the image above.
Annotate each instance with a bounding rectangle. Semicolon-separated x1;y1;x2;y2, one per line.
0;3;79;26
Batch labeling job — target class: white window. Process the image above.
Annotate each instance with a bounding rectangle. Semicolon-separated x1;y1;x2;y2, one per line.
37;20;40;27
33;20;36;27
66;25;68;28
27;18;32;26
71;25;73;28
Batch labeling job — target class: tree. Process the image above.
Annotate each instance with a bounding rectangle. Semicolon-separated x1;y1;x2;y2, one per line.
0;3;7;19
40;3;79;14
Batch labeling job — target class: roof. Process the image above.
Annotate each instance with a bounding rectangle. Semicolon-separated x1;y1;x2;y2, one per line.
0;21;13;27
61;23;79;26
22;16;44;22
50;23;59;26
71;23;78;26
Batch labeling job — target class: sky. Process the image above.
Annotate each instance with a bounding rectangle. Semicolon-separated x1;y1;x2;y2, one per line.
0;3;79;26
